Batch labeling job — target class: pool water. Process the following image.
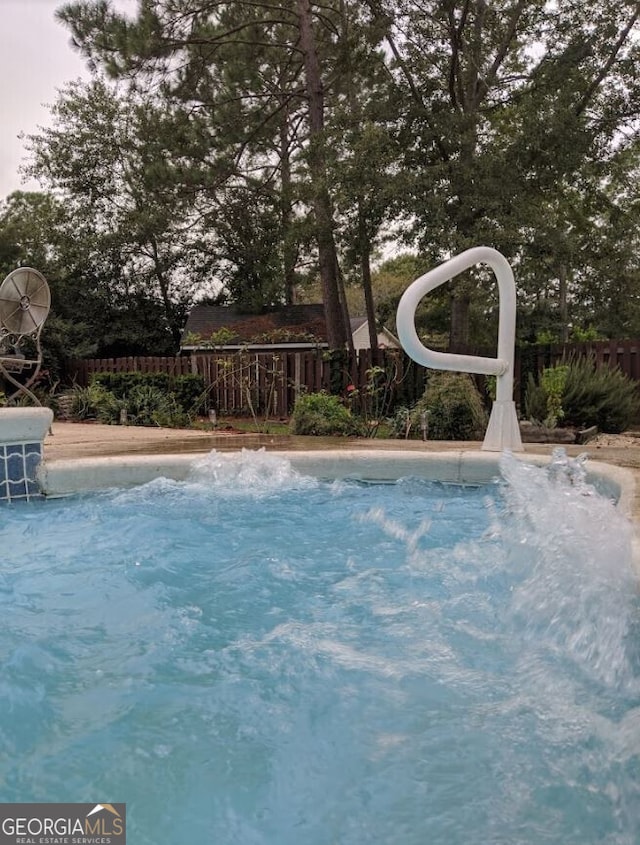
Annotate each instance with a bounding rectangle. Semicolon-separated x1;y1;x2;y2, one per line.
0;449;638;844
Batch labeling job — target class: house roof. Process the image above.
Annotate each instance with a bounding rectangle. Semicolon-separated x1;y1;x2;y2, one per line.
181;304;328;347
350;316;368;333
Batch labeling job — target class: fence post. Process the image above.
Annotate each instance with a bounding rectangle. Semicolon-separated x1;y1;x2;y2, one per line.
294;353;301;403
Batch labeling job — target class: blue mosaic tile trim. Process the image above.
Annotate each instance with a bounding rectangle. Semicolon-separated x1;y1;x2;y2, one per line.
0;442;43;502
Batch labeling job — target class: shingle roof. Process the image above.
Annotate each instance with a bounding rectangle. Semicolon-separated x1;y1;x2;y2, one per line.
181;304;328;347
350;316;368;333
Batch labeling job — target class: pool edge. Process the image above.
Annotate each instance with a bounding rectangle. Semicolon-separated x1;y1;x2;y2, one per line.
38;447;634;499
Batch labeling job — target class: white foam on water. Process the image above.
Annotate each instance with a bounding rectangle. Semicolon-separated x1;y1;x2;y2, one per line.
187;447;318;497
497;449;637;690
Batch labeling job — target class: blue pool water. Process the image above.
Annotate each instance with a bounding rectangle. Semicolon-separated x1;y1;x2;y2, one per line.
0;449;639;844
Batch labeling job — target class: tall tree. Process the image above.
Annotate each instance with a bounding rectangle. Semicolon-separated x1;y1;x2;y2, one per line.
58;0;356;348
25;79;213;345
296;0;349;348
324;1;402;351
0;191;66;279
366;0;640;349
0;190;178;364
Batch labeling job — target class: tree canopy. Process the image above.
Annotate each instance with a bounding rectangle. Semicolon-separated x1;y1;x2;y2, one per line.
2;0;639;357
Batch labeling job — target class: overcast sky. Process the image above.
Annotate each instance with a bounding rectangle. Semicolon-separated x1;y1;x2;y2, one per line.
0;0;135;201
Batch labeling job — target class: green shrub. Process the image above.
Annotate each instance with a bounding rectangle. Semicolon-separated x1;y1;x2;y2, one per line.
414;372;488;441
91;371;171;398
126;385;183;427
71;378;190;427
388;406;414;439
540;364;569;427
524;358;639;433
172;374;206;414
562;359;638;433
524;365;569;428
523;372;547;423
289;392;365;436
69;384;95;420
90;371;205;419
95;390;126;424
70;383;123;422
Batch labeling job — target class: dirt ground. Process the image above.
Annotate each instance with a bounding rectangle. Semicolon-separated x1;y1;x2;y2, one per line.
588;431;640;449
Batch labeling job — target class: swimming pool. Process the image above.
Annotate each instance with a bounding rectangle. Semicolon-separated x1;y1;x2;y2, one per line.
1;449;638;844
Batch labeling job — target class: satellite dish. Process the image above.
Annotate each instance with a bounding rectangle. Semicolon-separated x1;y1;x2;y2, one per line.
0;267;51;336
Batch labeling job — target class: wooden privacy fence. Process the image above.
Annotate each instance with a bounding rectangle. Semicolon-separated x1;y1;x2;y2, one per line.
516;339;640;384
64;340;640;416
64;349;427;417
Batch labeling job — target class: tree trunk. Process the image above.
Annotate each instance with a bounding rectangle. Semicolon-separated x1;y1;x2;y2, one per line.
336;258;356;358
447;114;479;351
297;0;348;349
449;292;471;353
358;205;378;352
444;3;488;352
150;234;181;345
559;263;569;343
279;107;296;305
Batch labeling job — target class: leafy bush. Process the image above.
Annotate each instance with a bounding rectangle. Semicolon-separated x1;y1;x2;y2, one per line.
91;372;171;398
70;377;189;427
524;358;639;433
95;390;126;424
540;364;569;428
172;374;206;414
126;385;185;427
412;372;488;441
523;372;547;423
88;371;205;419
563;359;638;432
388;406;414;439
70;383;123;422
289;392;365;436
523;364;569;428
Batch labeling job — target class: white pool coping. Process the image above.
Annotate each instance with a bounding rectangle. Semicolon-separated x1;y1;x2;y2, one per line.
0;407;53;444
38;448;635;510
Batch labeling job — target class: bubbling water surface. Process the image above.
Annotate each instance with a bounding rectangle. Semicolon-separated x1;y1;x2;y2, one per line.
0;448;638;844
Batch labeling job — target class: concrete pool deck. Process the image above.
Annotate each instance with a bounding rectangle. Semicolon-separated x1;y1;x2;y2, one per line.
42;421;640;517
42;421;640;465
